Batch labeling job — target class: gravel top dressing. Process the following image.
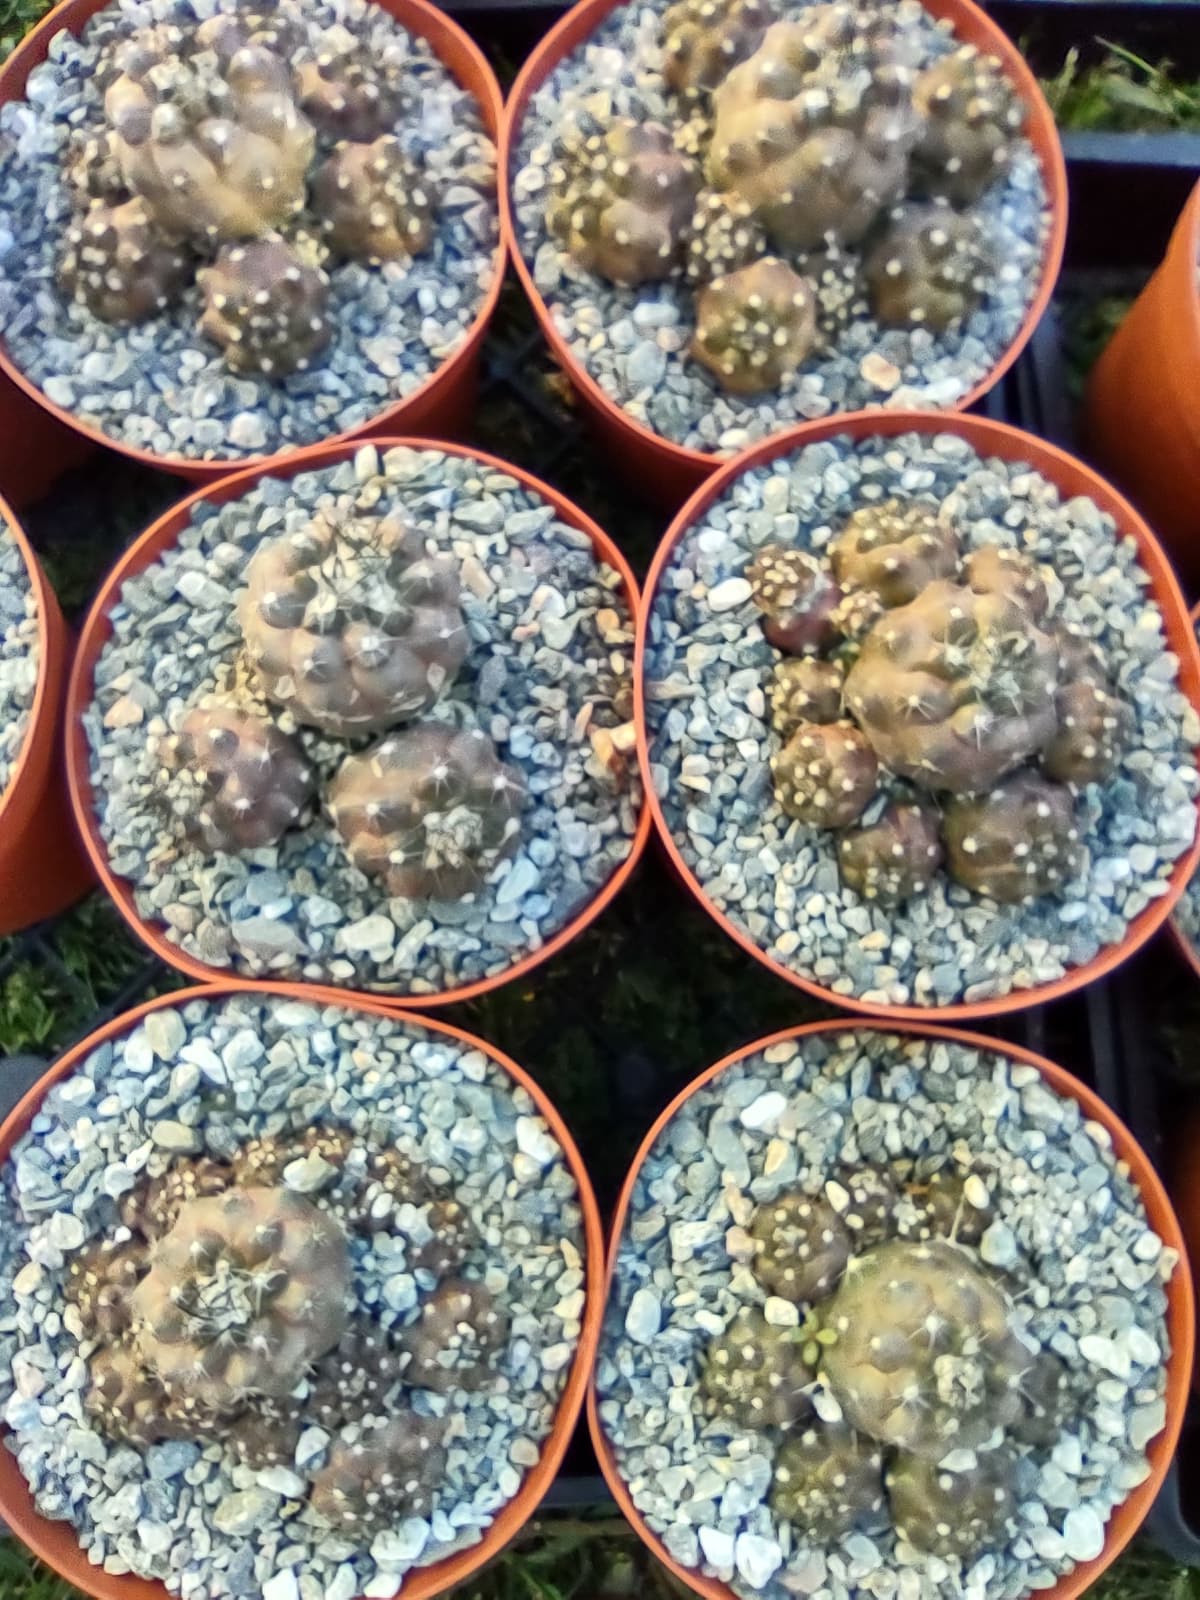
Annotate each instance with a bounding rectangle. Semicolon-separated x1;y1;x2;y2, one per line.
84;443;642;993
0;992;587;1600
511;0;1051;458
596;1028;1175;1600
0;517;38;796
0;0;498;464
643;430;1199;1009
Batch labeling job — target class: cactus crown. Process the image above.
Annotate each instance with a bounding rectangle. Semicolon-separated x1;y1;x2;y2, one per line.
163;703;315;853
701;1307;815;1426
771;1420;885;1539
911;45;1024;206
662;0;776;95
296;26;412;143
772;720;879;828
866;203;991;331
830;497;960;608
942;770;1082;902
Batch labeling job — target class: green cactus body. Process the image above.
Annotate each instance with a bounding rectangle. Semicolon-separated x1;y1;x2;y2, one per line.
796;244;870;349
229;1397;303;1469
830;498;960;609
887;1448;1016;1558
838;800;943;906
65;128;127;203
692;258;817;395
199;237;332;377
310;1414;447;1531
866;203;992;331
749;1192;851;1300
941;771;1082;902
748;544;843;655
771;658;845;737
772;721;879;829
85;1344;183;1446
700;1307;815;1426
311;137;436;263
164;703;315;853
911;45;1024;207
58;198;192;323
770;1420;885;1539
662;0;775;95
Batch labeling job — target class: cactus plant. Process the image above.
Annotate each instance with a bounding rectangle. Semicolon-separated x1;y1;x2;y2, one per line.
830;498;960;609
797;244;870;348
240;511;468;737
1012;1351;1071;1447
231;1128;357;1189
344;1147;430;1234
162;703;316;853
749;1192;851;1300
120;1157;233;1239
887;1448;1016;1557
835;1167;899;1248
662;0;775;95
412;1197;480;1278
700;1307;815;1426
942;772;1082;901
770;1421;885;1538
838;799;943;905
771;658;844;736
899;1167;992;1246
329;724;526;902
64;1234;148;1337
311;138;436;263
85;1344;180;1446
911;46;1024;207
691;258;817;394
198;237;332;378
685;189;767;283
129;1186;350;1411
866;203;991;331
547;118;700;286
748;545;843;655
228;1398;303;1470
399;1278;510;1392
310;1413;447;1531
820;1239;1031;1458
65;128;128;203
964;545;1050;619
1042;679;1131;786
772;721;879;829
58;198;192;324
295;26;411;143
830;587;886;646
307;1320;406;1429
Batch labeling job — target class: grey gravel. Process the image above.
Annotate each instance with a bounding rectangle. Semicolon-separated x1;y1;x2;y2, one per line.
511;0;1051;456
0;992;588;1599
0;513;37;795
643;429;1200;1008
0;0;499;464
84;442;642;994
596;1028;1176;1600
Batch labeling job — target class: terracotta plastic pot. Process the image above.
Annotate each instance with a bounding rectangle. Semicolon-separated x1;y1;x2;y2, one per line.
500;0;1069;510
589;1017;1196;1600
635;408;1200;1021
0;982;605;1600
0;494;92;934
1086;180;1200;596
0;0;505;486
67;436;650;1006
1167;599;1200;980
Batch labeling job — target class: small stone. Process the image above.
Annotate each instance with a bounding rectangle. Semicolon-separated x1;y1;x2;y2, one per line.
709;578;753;613
295;1427;330;1468
1061;1507;1105;1562
150;1121;200;1153
700;1527;736;1572
339;915;395;955
625;1287;662;1345
515;1116;558;1167
736;1533;783;1590
740;1091;786;1134
214;1488;279;1537
978;1220;1017;1269
282;1154;337;1193
257;1466;306;1498
860;352;902;392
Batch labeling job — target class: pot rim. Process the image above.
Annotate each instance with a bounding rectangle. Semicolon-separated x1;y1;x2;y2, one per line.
587;1015;1196;1600
1167;598;1200;980
633;407;1200;1021
0;494;56;827
0;980;606;1600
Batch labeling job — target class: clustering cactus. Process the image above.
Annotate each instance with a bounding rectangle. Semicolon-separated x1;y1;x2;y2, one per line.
64;1234;147;1337
311;137;435;261
749;1192;850;1300
662;0;775;95
941;771;1082;902
772;722;879;828
701;1307;815;1425
198;238;331;377
911;46;1025;206
399;1279;510;1391
1043;679;1132;786
685;189;767;282
771;658;844;735
830;498;959;608
311;1414;446;1531
748;544;843;655
838;799;943;905
295;27;411;143
162;704;316;853
888;1449;1016;1557
865;203;991;330
771;1421;885;1538
58;199;192;323
691;258;817;394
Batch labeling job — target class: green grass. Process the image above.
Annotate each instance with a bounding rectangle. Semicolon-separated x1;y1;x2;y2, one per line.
1042;40;1200;133
0;0;53;60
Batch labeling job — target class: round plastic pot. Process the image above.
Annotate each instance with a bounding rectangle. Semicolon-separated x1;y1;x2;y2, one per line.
1167;599;1200;980
635;408;1200;1021
1086;179;1200;596
589;1017;1196;1600
0;494;92;934
0;982;605;1600
67;436;650;1006
0;0;506;486
499;0;1069;510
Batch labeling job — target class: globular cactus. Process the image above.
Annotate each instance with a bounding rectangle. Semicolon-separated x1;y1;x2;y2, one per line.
64;1234;148;1337
311;137;435;262
296;27;411;143
231;1127;358;1189
229;1397;303;1470
412;1197;480;1278
911;46;1024;207
700;1307;815;1426
120;1157;234;1240
942;772;1082;902
771;659;844;737
1012;1352;1071;1447
129;1187;350;1411
749;1192;850;1301
771;1421;885;1538
830;588;885;647
820;1240;1031;1458
307;1320;405;1430
163;704;315;853
964;545;1050;619
899;1167;992;1246
772;722;879;829
65;128;128;202
691;258;817;395
838;799;943;906
195;13;307;64
1042;679;1131;787
830;499;960;609
661;0;775;95
240;511;468;737
684;189;767;283
104;40;314;243
199;237;332;378
866;204;991;331
843;580;1061;795
398;1279;509;1392
546;118;700;286
311;1413;446;1532
708;15;917;252
834;1167;899;1249
796;244;870;348
329;725;526;902
345;1147;430;1234
748;544;843;655
58;199;191;324
887;1449;1016;1558
85;1345;180;1446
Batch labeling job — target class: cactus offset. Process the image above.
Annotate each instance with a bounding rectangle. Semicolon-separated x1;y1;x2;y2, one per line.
231;1128;357;1190
820;1239;1031;1458
685;189;767;282
899;1167;992;1246
700;1307;815;1426
831;588;886;646
85;1344;182;1446
199;237;331;377
771;1421;885;1538
344;1147;430;1234
1042;679;1131;786
692;258;817;394
399;1278;509;1392
888;1449;1016;1558
311;1413;446;1531
797;244;870;347
834;1167;899;1248
1012;1352;1071;1446
942;771;1081;901
838;799;943;905
748;544;842;655
547;118;699;286
749;1192;851;1300
311;138;435;263
329;724;526;901
912;45;1024;207
866;203;991;331
194;13;307;64
120;1157;234;1240
412;1197;480;1278
163;704;315;853
772;721;879;829
830;498;960;608
228;1396;302;1470
662;0;775;95
58;199;191;323
64;1234;148;1337
307;1320;405;1429
241;511;467;737
296;26;411;143
771;658;844;736
65;128;128;202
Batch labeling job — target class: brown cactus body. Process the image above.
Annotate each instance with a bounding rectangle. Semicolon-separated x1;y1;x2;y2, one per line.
911;46;1024;206
797;244;870;347
685;189;767;283
964;545;1050;619
547;119;700;286
771;659;844;736
58;199;191;323
866;204;991;331
942;771;1081;901
66;128;128;202
749;1192;850;1300
1012;1352;1072;1446
164;704;315;853
692;258;817;394
412;1198;480;1278
85;1345;182;1446
838;800;943;905
231;1127;357;1189
831;499;960;609
662;0;775;95
296;28;411;143
1042;679;1131;786
399;1279;509;1392
64;1235;148;1337
230;1399;303;1470
700;1307;815;1426
307;1320;405;1429
241;511;467;737
772;721;879;829
748;545;843;655
899;1168;992;1246
199;237;331;378
888;1449;1016;1558
771;1421;885;1538
310;1414;446;1532
345;1147;430;1234
311;138;435;263
836;1167;899;1248
329;724;526;902
121;1157;234;1240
